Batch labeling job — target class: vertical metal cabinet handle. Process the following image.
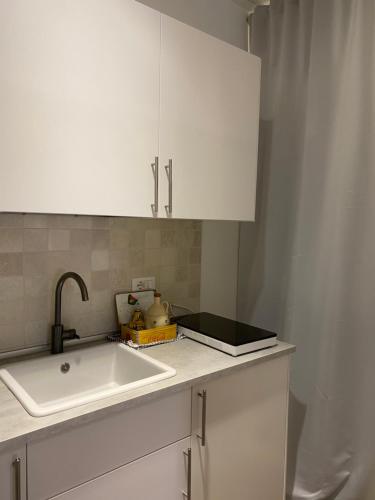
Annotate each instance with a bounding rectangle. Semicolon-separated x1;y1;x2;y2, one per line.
151;156;159;217
164;159;173;218
197;390;207;446
13;457;21;500
182;448;192;499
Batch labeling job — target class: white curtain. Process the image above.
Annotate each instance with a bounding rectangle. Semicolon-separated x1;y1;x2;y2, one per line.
238;1;375;499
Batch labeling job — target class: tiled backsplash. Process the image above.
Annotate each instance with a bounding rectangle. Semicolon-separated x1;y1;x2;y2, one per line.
0;214;201;353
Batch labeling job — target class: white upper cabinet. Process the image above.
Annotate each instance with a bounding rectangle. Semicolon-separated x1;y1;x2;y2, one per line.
159;14;261;221
0;1;261;221
0;0;160;217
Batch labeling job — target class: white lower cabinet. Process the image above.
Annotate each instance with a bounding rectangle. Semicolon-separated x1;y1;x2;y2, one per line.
1;354;290;500
51;437;191;500
0;444;26;500
191;355;290;500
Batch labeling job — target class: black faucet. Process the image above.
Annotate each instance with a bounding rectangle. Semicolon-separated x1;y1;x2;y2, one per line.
51;272;89;354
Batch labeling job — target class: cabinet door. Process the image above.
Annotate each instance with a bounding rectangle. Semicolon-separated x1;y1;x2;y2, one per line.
51;437;191;500
159;15;261;221
0;444;26;500
0;0;160;217
192;355;290;500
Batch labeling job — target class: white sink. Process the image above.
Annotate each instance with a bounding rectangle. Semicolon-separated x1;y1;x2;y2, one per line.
0;343;176;417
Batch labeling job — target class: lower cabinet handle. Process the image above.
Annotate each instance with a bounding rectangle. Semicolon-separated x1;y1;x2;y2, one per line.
151;156;159;218
182;447;192;499
164;159;173;218
197;390;207;446
13;457;21;500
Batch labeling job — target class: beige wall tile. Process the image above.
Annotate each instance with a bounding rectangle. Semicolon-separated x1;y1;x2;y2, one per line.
109;250;129;270
129;248;144;268
0;228;23;252
89;310;116;335
160;266;176;287
161;247;177;266
176;247;189;266
162;282;189;302
70;229;92;250
47;251;74;275
25;296;50;321
91;290;113;313
109;218;128;229
0;214;201;352
92;270;110;291
145;248;161;267
0;214;23;228
48;215;92;229
176;266;189;282
129;229;145;248
48;229;70;250
145;229;161;249
110;229;130;249
193;231;202;247
188;282;200;298
189;265;201;281
0;253;23;276
143;266;160;285
0;324;25;352
23;252;48;276
161;230;176;248
65;314;92;337
24;275;50;298
92;217;111;229
110;269;129;292
0;276;23;301
180;297;200;313
24;228;48;252
23;214;48;228
62;293;91;317
92;230;110;250
177;228;194;247
24;320;50;347
91;250;109;271
189;247;201;264
0;298;24;325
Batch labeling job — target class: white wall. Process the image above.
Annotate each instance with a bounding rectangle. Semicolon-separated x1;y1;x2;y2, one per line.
200;221;240;320
138;0;248;319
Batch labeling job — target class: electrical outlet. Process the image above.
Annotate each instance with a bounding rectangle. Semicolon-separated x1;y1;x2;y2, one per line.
132;276;156;291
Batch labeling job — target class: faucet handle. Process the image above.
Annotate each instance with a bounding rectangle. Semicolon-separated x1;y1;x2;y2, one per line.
63;329;80;341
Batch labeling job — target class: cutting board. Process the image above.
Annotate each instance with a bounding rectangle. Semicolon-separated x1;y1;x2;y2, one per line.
115;290;155;325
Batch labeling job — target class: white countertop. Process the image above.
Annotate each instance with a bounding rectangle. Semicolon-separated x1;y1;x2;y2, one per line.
0;338;295;450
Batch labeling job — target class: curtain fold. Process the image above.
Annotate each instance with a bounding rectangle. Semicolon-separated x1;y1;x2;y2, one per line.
238;1;375;498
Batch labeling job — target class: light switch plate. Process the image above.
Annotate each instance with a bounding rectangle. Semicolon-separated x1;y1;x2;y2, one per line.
132;276;156;291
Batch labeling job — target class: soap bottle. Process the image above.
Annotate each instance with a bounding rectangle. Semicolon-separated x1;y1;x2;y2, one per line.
145;292;170;329
128;305;145;331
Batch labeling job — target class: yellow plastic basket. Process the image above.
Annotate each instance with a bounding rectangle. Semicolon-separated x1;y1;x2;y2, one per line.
121;323;177;345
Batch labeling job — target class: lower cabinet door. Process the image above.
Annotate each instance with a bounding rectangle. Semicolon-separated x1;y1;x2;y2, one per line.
51;437;191;500
0;444;27;500
191;355;291;500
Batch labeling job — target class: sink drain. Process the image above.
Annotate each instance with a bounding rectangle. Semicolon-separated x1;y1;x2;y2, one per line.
60;362;70;374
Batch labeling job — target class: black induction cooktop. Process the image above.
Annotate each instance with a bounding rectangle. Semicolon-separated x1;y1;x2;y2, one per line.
177;312;277;355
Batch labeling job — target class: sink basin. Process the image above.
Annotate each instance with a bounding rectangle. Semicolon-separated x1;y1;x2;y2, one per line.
0;343;176;417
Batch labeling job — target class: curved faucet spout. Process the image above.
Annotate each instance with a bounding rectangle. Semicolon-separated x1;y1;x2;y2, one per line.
52;272;89;354
54;272;89;325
